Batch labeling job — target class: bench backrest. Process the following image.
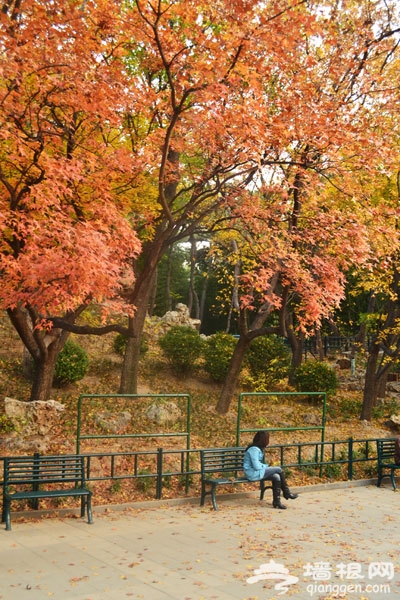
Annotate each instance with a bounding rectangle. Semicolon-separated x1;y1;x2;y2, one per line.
3;455;86;489
200;447;246;475
376;439;396;463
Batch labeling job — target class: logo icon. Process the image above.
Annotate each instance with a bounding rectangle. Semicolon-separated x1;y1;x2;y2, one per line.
247;559;299;595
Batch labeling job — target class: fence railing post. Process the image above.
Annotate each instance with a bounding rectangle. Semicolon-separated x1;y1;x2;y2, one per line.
156;448;163;499
348;437;354;480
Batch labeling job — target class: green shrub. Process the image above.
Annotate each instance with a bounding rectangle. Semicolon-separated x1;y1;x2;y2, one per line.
247;335;290;385
109;480;122;493
202;332;237;382
113;333;148;356
136;468;153;492
323;463;343;479
294;360;338;398
113;333;126;355
337;397;362;418
0;413;15;433
159;325;203;375
54;340;89;386
371;398;400;419
299;459;318;476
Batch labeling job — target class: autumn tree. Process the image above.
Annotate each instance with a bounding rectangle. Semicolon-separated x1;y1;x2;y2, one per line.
114;0;338;393
361;273;400;420
0;0;141;400
213;1;400;413
3;0;398;412
110;0;400;408
351;170;400;420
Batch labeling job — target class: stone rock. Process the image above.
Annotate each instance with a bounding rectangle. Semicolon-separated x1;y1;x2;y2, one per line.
346;382;361;391
4;397;64;436
143;304;201;343
94;411;132;433
336;358;351;369
389;414;400;428
0;433;49;454
387;381;400;394
146;401;181;424
303;413;320;426
161;303;201;331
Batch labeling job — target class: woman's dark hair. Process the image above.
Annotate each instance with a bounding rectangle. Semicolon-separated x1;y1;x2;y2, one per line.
247;430;270;450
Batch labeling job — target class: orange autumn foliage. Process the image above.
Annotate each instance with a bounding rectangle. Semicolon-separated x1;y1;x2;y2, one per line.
0;0;141;318
0;0;399;405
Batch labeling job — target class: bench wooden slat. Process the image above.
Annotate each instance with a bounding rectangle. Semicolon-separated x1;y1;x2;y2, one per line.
2;454;93;530
376;439;400;490
200;447;271;510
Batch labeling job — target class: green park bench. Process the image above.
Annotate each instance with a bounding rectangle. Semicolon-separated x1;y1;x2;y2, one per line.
376;438;400;490
200;446;272;510
2;454;93;530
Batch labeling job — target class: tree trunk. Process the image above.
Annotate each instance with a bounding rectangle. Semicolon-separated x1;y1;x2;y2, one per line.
315;328;324;360
287;332;303;386
148;265;158;317
119;144;180;394
166;245;173;312
357;292;376;351
217;273;280;413
188;234;200;319
199;275;208;325
22;346;34;379
361;343;380;420
376;371;388;400
8;306;70;402
282;302;303;385
361;274;400;420
119;300;150;395
216;335;251;414
119;248;162;394
29;340;60;401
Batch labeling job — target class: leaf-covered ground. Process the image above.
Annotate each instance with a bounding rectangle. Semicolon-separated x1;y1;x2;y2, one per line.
0;319;397;507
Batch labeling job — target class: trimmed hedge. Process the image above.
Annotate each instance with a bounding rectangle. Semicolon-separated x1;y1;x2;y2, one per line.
54;340;89;386
203;332;237;382
159;325;203;375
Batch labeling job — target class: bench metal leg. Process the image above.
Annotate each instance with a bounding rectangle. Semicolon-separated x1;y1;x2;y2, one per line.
80;494;93;524
260;480;266;500
80;496;86;519
4;501;11;531
260;480;272;501
377;466;398;490
86;495;93;524
377;468;382;487
200;482;218;510
210;484;218;511
200;482;206;506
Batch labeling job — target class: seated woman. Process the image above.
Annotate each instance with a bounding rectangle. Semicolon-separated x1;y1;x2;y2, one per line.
243;430;298;509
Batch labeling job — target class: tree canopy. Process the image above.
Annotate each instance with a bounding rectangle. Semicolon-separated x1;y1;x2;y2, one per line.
0;0;142;399
1;0;399;411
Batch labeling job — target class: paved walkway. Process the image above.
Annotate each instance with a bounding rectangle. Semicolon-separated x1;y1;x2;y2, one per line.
1;482;399;600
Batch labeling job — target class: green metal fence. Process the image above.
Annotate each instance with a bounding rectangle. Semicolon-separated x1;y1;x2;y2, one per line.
75;393;192;492
76;393;191;451
236;391;327;447
67;437;381;500
0;437;381;502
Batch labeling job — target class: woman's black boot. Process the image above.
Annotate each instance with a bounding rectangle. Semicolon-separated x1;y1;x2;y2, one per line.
272;479;287;509
280;472;298;500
